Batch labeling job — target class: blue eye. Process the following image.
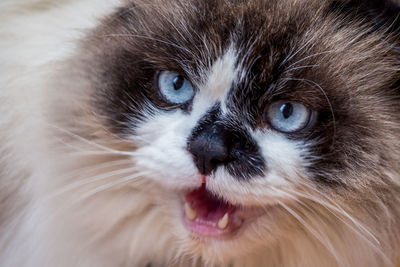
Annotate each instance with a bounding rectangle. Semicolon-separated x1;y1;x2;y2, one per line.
157;71;194;104
265;101;312;133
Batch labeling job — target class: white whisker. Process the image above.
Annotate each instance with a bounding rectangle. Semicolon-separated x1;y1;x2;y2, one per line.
62;159;134;179
284;50;334;70
277;186;381;246
49;124;135;156
280;34;319;68
277;201;344;266
103;34;195;57
281;64;319;75
75;171;151;202
280;77;337;146
45;166;140;200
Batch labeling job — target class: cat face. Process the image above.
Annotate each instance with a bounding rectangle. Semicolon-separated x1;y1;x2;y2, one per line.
61;0;400;263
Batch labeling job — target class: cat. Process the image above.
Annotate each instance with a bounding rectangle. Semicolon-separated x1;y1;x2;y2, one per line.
1;0;400;266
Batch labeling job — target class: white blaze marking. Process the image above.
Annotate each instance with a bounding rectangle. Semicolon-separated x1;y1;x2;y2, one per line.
198;46;238;113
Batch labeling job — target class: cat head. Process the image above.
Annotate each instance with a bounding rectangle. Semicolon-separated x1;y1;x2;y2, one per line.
55;0;400;264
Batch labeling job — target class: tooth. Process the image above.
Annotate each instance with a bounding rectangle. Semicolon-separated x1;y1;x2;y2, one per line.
218;213;229;230
184;202;197;220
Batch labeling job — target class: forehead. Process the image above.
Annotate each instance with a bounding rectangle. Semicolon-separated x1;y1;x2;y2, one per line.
110;0;328;112
90;0;398;132
104;0;306;72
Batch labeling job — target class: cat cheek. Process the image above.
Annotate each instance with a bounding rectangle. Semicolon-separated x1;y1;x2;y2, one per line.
256;131;309;179
130;111;203;189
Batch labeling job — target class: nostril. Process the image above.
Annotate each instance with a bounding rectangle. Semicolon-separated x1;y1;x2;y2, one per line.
188;133;230;176
209;158;222;171
210;158;222;166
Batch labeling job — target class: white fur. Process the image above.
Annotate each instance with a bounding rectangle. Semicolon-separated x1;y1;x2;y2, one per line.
132;47;238;190
0;1;397;267
201;46;238;113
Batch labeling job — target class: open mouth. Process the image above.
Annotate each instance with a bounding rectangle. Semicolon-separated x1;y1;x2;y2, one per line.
182;182;263;238
183;183;237;237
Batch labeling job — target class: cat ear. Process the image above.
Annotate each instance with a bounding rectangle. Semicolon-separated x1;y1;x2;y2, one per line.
327;0;400;34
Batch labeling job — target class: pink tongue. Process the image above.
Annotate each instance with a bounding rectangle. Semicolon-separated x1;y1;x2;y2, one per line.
185;184;236;220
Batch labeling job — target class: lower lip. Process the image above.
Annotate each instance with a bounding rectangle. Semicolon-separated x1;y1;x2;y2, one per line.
183;217;231;238
182;205;278;239
182;208;244;239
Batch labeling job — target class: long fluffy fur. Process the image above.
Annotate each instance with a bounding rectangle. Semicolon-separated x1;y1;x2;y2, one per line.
1;0;400;266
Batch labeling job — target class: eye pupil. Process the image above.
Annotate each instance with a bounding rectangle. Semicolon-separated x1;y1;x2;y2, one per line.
281;103;293;119
173;75;185;90
266;100;312;133
158;71;195;105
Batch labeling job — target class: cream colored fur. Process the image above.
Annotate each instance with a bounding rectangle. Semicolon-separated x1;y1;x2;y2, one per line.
0;1;399;267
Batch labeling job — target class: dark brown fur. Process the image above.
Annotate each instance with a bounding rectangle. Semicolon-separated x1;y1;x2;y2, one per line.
2;0;400;266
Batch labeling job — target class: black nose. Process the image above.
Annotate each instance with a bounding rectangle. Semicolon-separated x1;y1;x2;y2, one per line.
188;124;231;175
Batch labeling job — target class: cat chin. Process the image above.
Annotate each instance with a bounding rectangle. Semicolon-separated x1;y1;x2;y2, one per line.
170;205;274;265
180;230;273;264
